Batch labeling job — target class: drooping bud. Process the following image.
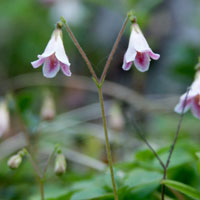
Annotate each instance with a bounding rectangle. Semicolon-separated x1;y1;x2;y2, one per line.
108;102;124;132
7;149;26;169
40;92;56;120
54;153;67;176
0;99;10;137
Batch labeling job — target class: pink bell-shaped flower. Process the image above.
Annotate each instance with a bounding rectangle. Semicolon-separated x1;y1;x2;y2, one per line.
31;27;71;78
122;22;160;72
175;71;200;119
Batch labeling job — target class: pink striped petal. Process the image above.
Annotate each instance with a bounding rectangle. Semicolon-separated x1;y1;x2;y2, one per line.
134;52;150;72
174;95;192;114
148;51;160;60
42;55;60;78
31;57;45;68
122;61;132;71
55;32;71;66
191;95;200;119
60;62;72;76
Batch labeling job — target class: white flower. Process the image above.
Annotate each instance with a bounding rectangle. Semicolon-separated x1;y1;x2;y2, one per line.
122;22;160;72
31;28;71;78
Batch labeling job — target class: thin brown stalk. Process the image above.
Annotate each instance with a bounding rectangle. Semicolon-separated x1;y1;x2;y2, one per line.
100;16;129;83
61;17;98;82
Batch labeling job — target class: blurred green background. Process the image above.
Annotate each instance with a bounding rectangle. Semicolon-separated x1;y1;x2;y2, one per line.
0;0;200;199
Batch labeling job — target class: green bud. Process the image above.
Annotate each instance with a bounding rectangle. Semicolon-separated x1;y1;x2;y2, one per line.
128;10;137;23
54;154;67;176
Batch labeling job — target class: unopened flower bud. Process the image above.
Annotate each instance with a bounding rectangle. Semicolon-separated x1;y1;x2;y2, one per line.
54;154;66;176
40;93;56;120
8;154;22;169
108;103;124;132
0;99;10;137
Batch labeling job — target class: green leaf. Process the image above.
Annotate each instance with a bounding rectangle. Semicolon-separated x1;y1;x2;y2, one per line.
125;169;162;189
161;179;200;200
70;187;110;200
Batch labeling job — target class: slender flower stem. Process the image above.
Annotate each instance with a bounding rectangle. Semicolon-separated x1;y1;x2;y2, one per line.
60;17;98;82
26;150;44;200
26;150;42;179
130;117;165;169
43;148;56;178
40;179;45;200
98;87;118;200
26;146;57;200
161;87;190;200
100;16;129;83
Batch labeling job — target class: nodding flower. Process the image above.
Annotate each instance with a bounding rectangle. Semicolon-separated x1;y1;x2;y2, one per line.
175;70;200;119
31;26;71;78
122;22;160;72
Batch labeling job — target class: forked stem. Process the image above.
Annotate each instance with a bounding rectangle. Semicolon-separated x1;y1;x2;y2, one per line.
98;87;118;200
100;16;129;83
161;87;190;200
60;17;98;82
61;16;128;200
25;147;57;200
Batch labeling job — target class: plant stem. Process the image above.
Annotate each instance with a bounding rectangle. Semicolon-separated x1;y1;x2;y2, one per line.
43;148;56;178
98;87;118;200
161;87;190;200
100;16;128;83
130;117;165;169
26;149;42;178
61;17;98;82
26;150;45;200
40;179;45;200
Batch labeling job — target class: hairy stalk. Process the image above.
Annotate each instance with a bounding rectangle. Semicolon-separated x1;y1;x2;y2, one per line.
98;87;118;200
60;17;98;82
161;87;190;200
100;16;129;83
130;118;165;169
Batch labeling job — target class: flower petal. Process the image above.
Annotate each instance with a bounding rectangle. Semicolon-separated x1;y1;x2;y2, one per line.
148;51;160;60
122;61;132;71
55;33;71;66
60;62;72;76
191;96;200;119
130;23;151;53
40;30;59;58
174;94;192;114
122;47;136;71
42;55;60;78
134;52;150;72
31;57;45;68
